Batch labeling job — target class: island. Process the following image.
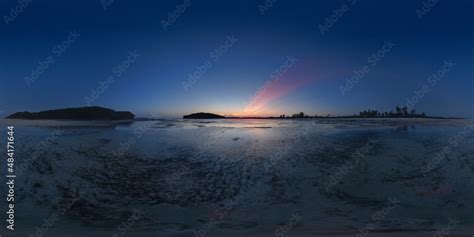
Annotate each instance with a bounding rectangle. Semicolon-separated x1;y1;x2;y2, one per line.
183;112;225;119
5;106;135;121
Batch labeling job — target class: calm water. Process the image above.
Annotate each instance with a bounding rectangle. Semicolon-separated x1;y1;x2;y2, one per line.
1;118;473;236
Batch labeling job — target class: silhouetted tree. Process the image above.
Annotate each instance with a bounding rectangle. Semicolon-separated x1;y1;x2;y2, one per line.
372;110;378;117
402;106;408;117
291;112;306;118
356;106;428;118
395;106;401;117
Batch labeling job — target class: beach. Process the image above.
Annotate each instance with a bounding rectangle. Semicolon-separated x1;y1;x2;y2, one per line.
1;118;473;236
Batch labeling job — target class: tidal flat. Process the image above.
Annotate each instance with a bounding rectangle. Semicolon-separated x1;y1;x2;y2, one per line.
1;118;473;236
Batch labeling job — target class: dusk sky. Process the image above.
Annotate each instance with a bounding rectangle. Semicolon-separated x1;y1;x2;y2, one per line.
0;0;472;118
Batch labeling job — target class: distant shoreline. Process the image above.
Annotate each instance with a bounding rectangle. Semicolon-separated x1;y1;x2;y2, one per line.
222;116;464;120
5;106;465;121
183;106;464;120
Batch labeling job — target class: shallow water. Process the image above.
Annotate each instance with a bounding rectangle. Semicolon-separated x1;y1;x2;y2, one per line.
0;118;473;236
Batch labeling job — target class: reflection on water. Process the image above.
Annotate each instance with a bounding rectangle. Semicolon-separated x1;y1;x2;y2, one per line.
0;118;473;235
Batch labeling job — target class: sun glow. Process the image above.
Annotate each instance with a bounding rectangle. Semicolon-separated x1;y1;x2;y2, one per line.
241;62;323;117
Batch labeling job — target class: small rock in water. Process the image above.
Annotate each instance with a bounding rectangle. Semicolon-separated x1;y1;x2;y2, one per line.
233;137;240;141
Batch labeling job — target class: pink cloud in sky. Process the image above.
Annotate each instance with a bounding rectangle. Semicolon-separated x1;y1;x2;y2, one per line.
243;60;330;116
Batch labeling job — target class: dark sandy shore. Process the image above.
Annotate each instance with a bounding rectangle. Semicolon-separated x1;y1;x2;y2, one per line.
1;118;473;236
9;230;473;237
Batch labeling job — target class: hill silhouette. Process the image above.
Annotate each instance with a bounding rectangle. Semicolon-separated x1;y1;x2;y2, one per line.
183;112;225;119
6;106;134;120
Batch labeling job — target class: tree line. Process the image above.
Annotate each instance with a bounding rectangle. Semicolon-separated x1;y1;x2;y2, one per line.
278;106;428;118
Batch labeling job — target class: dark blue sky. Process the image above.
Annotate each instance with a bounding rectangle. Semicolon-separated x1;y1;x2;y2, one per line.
1;0;472;117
